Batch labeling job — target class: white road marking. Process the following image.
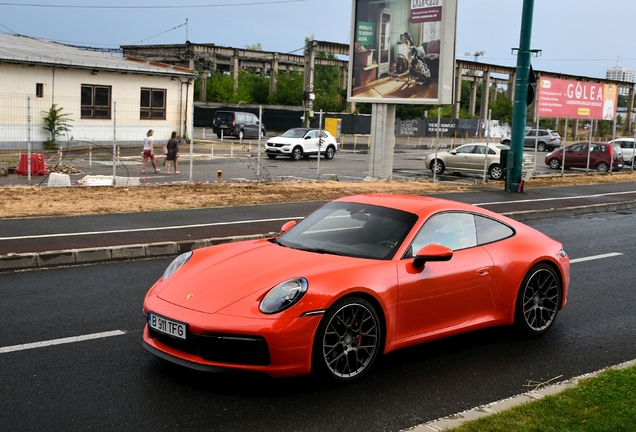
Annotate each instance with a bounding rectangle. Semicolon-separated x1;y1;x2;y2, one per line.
570;252;623;263
0;216;304;241
474;190;636;207
0;330;126;354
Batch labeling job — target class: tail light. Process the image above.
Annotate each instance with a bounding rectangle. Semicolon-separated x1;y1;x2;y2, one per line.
232;118;236;128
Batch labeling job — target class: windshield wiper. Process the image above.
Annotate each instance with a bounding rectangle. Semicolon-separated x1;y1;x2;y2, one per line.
302;247;346;256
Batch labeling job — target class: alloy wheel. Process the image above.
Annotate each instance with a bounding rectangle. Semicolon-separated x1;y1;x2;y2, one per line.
320;301;380;380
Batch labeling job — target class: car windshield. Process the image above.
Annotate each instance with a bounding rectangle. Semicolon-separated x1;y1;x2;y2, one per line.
277;202;418;260
281;129;309;139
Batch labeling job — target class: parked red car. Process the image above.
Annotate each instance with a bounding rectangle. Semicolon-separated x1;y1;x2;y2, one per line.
545;142;624;172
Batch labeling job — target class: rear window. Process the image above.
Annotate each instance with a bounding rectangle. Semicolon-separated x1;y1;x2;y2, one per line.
215;112;234;122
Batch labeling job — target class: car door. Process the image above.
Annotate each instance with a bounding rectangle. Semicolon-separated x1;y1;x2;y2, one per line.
523;129;538;148
395;212;494;340
563;143;588;168
445;145;475;171
465;144;491;172
303;130;320;154
244;114;259;138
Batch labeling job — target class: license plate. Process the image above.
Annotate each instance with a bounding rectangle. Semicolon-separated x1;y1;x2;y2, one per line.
220;125;228;128
148;313;187;340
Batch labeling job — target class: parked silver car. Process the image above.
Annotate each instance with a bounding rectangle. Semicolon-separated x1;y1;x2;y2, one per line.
425;142;510;180
500;129;561;152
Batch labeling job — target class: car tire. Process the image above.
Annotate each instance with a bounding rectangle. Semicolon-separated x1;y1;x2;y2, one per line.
548;158;561;169
324;146;336;160
238;130;244;141
596;161;609;172
537;142;546;152
216;132;222;139
291;146;303;161
430;159;445;175
488;163;503;180
515;263;562;337
267;154;277;159
312;296;382;383
260;129;265;139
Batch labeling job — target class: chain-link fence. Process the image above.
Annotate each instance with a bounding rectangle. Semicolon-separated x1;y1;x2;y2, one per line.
3;93;590;187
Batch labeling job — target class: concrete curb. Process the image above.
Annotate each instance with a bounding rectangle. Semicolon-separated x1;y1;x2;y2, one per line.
405;358;636;431
1;199;635;272
0;232;277;272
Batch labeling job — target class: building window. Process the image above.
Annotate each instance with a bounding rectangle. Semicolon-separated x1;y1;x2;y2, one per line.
36;83;44;98
81;85;111;119
140;88;166;120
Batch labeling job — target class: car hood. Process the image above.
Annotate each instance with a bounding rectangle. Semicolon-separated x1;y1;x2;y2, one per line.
267;137;302;145
155;239;360;314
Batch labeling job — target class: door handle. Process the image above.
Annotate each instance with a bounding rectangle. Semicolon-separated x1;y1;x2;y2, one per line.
475;267;490;276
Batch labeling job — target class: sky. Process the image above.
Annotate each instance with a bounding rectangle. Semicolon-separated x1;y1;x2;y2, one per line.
1;0;635;81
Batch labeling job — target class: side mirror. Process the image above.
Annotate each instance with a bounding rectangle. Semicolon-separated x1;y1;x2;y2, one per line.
449;150;457;155
305;136;312;140
413;244;453;269
280;220;297;233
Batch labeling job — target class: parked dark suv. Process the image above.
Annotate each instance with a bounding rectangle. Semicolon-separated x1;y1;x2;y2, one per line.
212;110;266;140
500;129;561;151
545;142;624;172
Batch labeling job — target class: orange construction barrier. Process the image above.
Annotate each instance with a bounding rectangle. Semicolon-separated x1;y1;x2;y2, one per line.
15;153;48;176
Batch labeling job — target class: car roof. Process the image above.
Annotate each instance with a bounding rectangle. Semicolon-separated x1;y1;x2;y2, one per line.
333;194;488;216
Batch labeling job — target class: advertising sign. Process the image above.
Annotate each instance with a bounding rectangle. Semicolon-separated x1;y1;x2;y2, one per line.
537;77;618;121
348;0;458;105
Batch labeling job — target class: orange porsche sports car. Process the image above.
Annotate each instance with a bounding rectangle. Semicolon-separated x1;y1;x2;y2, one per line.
143;195;570;382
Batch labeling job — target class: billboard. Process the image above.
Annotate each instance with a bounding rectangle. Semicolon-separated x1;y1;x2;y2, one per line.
537;77;618;121
348;0;458;105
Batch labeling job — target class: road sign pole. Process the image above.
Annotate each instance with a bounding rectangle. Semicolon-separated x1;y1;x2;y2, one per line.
506;0;535;192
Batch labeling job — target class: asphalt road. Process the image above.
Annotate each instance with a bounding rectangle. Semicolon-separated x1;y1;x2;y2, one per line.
1;212;635;431
2;181;636;255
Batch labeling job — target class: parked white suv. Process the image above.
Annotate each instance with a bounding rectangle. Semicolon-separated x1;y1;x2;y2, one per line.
610;138;634;165
265;128;339;161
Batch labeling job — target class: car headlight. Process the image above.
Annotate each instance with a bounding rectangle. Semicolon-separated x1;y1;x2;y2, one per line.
259;277;308;314
162;251;193;281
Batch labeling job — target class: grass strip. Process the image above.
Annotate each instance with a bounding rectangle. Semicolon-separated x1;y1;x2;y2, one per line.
451;365;636;431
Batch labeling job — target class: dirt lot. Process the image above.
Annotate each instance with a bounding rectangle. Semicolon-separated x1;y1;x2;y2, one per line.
1;173;635;219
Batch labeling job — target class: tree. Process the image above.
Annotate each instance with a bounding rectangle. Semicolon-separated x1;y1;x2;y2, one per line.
269;70;304;106
489;93;513;123
42;104;73;149
245;43;263;51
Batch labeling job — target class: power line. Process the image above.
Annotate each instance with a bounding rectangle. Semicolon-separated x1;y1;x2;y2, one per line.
0;0;308;9
0;21;17;33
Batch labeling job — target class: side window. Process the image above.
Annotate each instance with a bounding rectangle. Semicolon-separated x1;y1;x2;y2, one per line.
488;147;496;155
569;143;586;152
457;145;474;154
474;146;486;154
307;130;319;139
249;114;258;125
140;88;166;120
81;84;112;119
408;213;477;256
237;113;246;123
475;215;514;245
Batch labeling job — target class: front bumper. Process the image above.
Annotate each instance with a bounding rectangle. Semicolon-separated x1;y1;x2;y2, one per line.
142;299;321;378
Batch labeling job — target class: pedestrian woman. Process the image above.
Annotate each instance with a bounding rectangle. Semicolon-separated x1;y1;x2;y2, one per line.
165;131;179;174
142;129;160;174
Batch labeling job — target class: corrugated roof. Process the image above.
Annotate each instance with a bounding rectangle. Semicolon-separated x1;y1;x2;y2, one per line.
0;34;194;76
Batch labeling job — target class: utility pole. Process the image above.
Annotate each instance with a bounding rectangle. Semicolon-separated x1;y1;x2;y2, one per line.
506;0;535;192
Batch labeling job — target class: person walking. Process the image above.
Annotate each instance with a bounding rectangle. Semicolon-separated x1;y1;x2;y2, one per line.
142;129;160;174
165;131;179;174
